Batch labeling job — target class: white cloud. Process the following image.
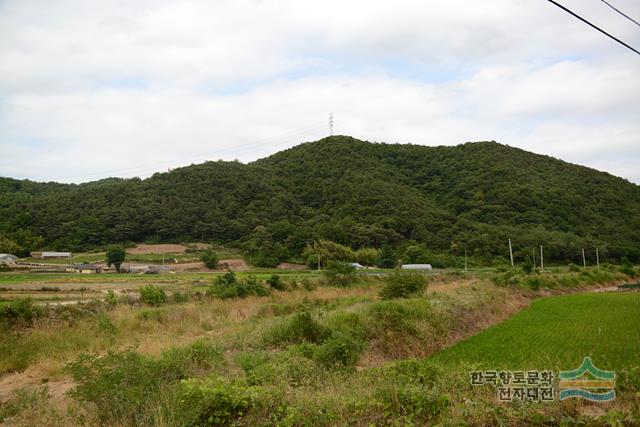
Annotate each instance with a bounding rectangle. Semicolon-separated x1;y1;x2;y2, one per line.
0;0;639;183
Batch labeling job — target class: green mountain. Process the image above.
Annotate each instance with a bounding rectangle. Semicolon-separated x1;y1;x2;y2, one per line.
1;136;639;263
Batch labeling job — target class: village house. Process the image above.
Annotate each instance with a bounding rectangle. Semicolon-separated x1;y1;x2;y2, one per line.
0;254;18;264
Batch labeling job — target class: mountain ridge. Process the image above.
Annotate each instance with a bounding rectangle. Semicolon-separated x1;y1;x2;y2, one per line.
1;136;638;263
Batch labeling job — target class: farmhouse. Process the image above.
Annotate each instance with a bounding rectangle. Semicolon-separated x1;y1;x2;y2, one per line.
68;263;102;274
32;251;72;259
0;254;18;264
401;264;433;271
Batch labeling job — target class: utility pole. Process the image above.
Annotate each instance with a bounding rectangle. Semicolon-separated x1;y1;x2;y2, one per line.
464;248;468;272
540;245;544;272
508;238;514;268
582;248;586;268
329;113;334;136
532;248;536;269
596;248;600;268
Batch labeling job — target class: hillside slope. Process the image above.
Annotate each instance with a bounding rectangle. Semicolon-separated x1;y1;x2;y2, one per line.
1;136;639;262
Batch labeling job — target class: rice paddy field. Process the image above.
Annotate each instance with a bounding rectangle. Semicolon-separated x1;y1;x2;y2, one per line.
430;292;640;371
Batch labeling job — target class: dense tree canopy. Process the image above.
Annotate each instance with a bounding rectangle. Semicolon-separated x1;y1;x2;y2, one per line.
1;136;639;264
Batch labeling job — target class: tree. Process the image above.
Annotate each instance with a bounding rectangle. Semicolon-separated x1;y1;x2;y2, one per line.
200;249;219;269
377;246;397;269
106;246;126;272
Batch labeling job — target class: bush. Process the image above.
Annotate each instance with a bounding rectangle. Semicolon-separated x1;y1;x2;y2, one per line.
313;330;366;367
139;285;167;306
266;274;286;291
568;263;581;272
66;349;183;424
323;261;357;287
521;258;534;274
178;378;253;426
379;272;427;299
265;310;329;345
0;298;42;324
207;274;270;299
105;290;118;306
200;249;219;270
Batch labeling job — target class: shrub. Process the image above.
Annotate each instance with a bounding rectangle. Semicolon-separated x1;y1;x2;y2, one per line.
265;310;329;345
172;290;190;303
207;274;270;299
66;349;183;424
105;290;118;306
313;330;366;367
568;263;581;272
379;272;427;299
177;378;253;426
323;261;357;287
200;249;219;269
521;258;534;274
0;298;42;325
139;285;167;306
266;274;286;291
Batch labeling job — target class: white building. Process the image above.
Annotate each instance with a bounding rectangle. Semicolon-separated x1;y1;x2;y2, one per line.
401;264;433;271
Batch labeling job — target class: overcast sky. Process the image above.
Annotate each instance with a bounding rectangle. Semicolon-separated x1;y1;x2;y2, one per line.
1;0;639;184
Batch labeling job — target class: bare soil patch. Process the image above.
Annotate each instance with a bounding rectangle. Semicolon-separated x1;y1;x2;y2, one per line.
127;244;188;254
277;262;307;270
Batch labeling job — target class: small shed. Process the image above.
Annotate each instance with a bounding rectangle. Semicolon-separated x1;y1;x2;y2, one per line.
0;254;18;264
401;264;433;271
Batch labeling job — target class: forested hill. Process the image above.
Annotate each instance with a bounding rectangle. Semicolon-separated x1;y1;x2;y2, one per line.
1;136;639;263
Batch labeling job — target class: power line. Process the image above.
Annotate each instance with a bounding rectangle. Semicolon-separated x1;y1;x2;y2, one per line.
546;0;640;56
600;0;640;28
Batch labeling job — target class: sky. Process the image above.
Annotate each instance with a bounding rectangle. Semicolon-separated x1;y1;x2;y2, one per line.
0;0;639;184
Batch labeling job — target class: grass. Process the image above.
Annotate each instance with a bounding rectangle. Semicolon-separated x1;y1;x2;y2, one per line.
0;269;638;426
430;292;640;371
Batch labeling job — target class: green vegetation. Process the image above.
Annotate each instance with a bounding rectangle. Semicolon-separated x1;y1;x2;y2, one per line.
379;271;428;299
430;292;640;370
206;271;270;299
0;270;639;425
199;249;219;269
138;284;167;306
106;245;126;272
1;137;639;266
322;261;357;286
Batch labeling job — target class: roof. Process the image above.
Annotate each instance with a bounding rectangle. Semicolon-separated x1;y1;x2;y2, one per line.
0;254;18;259
401;264;433;270
42;251;72;257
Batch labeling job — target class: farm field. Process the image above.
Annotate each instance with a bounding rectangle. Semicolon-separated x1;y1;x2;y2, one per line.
430;292;640;370
0;268;638;426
